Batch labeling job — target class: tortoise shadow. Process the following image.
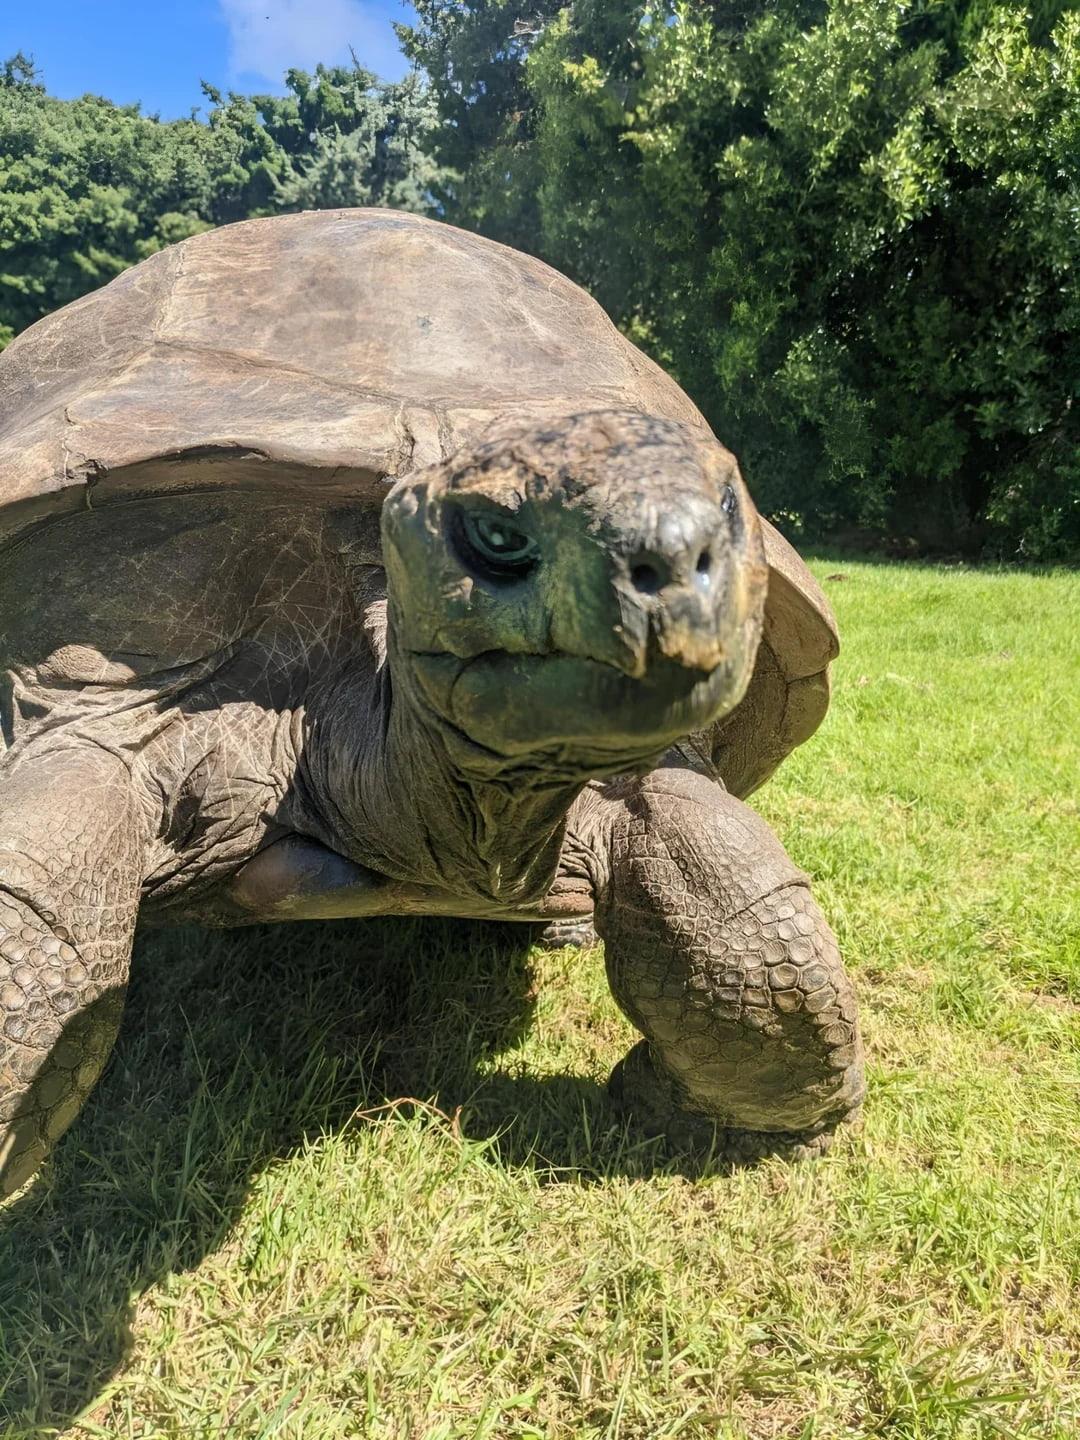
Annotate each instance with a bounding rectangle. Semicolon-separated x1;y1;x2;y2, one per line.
0;916;686;1434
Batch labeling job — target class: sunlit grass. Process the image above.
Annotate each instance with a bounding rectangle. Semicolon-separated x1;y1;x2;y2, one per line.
1;558;1078;1438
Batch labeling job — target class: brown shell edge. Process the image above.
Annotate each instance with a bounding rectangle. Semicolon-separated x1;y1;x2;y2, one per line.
683;519;839;798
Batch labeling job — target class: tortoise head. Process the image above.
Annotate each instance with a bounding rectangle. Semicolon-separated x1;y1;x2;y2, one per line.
381;410;768;774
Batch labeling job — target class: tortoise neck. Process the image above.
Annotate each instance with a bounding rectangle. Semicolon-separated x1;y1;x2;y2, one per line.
306;643;587;907
389;687;585;904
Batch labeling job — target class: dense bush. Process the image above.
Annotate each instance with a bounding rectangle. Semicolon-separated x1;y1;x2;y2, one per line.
4;2;1078;559
404;1;1080;558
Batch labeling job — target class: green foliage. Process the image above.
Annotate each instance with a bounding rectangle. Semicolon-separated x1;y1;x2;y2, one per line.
405;2;1080;559
0;54;446;348
273;71;445;212
400;1;561;248
5;5;1079;558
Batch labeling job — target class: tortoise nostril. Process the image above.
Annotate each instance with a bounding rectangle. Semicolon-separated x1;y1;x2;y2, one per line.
695;548;713;591
630;562;664;595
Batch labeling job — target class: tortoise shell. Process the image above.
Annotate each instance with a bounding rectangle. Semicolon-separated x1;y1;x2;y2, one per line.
0;208;836;796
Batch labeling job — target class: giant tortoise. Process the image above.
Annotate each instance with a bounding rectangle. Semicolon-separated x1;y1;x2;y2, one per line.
0;209;863;1193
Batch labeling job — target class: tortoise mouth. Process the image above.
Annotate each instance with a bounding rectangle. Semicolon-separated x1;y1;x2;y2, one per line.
406;645;755;766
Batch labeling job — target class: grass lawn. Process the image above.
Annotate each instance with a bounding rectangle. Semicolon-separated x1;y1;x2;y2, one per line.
1;557;1078;1439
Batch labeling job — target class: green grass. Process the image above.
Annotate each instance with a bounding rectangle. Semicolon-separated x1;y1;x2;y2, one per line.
2;558;1079;1439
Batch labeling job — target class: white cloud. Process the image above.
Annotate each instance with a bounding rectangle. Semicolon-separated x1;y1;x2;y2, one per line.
220;0;409;86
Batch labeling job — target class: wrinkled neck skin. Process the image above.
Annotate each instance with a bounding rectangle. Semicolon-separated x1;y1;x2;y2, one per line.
292;409;766;907
301;620;663;910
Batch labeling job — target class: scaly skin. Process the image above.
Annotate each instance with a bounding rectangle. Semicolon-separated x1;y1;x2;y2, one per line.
0;747;144;1195
0;414;858;1188
1;215;855;1188
564;769;864;1159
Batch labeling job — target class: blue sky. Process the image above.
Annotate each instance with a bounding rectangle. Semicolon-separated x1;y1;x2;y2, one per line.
0;0;415;118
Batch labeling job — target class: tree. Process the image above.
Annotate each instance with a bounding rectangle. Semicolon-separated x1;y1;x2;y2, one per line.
400;1;562;247
404;2;1080;558
272;69;445;212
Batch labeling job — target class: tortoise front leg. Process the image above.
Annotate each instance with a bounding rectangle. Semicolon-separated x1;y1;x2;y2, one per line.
569;769;864;1162
0;745;146;1195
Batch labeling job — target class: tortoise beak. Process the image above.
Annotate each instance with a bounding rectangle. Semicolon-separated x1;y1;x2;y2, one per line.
587;482;766;680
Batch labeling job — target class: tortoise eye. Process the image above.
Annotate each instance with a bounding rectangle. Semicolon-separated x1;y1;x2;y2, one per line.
450;507;540;582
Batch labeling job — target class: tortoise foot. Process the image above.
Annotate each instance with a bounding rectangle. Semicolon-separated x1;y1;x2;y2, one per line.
534;917;598;951
608;1039;853;1166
